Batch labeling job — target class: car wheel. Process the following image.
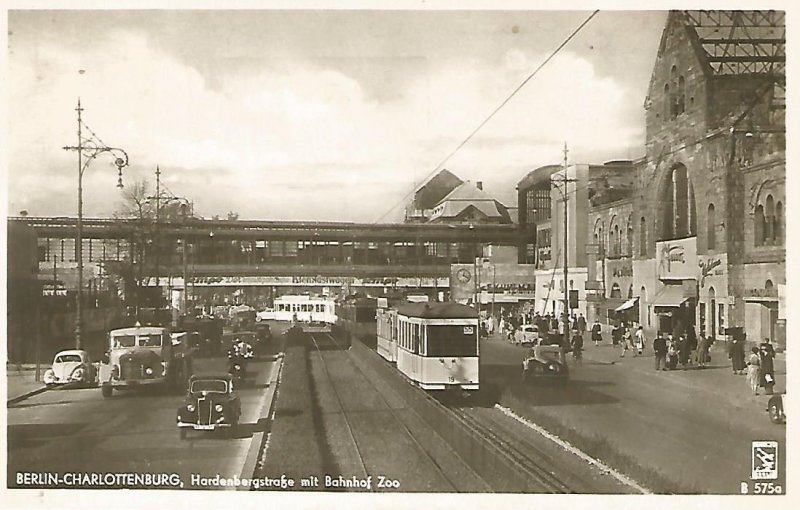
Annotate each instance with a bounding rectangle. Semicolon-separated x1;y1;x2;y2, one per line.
256;316;262;322
101;384;113;398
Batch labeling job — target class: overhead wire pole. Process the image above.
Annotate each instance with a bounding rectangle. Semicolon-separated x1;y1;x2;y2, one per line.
554;143;578;350
374;10;600;223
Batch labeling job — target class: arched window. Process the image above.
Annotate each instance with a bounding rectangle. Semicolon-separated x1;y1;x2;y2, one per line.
639;216;647;256
754;205;766;246
626;218;633;256
707;203;716;250
613;224;621;256
660;164;695;240
765;195;775;243
677;76;686;114
775;201;783;244
664;83;671;118
610;283;621;299
628;285;634;299
765;279;774;290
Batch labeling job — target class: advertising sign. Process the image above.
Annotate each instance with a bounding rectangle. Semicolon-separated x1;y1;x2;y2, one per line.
656;237;698;280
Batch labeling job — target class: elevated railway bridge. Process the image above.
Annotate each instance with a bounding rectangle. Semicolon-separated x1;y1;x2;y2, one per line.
10;216;524;293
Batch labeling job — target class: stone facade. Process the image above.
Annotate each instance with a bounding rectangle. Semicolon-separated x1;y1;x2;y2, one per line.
634;11;785;347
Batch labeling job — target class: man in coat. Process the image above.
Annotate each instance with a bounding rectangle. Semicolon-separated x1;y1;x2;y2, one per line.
728;333;746;375
759;338;776;394
577;313;587;336
653;332;667;371
591;318;602;346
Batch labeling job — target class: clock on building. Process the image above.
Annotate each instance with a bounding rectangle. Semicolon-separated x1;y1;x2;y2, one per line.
456;268;472;283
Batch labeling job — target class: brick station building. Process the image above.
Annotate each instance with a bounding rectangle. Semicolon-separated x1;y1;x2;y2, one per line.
633;11;785;347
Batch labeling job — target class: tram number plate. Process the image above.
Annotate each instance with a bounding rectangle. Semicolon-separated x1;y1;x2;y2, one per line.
193;425;215;430
463;326;474;334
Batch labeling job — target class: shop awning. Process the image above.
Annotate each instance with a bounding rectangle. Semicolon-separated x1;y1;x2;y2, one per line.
652;285;688;307
615;297;639;312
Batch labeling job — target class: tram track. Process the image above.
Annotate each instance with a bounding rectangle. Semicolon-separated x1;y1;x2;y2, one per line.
447;405;573;493
310;331;461;491
330;329;578;493
307;332;369;480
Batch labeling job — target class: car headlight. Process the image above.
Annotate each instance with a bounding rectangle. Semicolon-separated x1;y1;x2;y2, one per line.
215;404;224;412
186;404;196;412
44;370;55;382
145;367;154;376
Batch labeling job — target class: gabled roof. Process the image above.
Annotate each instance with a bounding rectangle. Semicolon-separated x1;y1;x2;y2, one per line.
431;181;511;223
412;169;464;210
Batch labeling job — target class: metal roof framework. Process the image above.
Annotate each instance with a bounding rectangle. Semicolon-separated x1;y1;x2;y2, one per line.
682;10;785;77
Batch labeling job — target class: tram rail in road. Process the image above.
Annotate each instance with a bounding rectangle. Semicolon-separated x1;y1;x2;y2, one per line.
307;332;461;491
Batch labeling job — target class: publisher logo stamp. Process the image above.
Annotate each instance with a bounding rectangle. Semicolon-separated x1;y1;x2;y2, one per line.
751;441;778;480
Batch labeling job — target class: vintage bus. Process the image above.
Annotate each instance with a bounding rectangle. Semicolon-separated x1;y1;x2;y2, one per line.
98;325;193;398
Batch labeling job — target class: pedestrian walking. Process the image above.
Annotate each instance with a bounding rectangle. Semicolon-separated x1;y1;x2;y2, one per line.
677;335;690;369
653;332;667;371
577;313;587;336
571;331;584;365
665;336;679;370
634;326;645;355
620;327;631;357
612;324;620;346
686;329;697;366
591;318;602;346
747;347;761;395
759;338;776;395
729;335;746;375
696;335;711;368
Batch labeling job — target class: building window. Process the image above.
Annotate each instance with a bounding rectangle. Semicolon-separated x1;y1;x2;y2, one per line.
765;195;775;242
626;218;633;256
639;216;647;257
754;205;765;246
677;76;686;115
610;283;621;299
707;203;716;250
775;201;783;244
660;164;696;240
664;83;671;118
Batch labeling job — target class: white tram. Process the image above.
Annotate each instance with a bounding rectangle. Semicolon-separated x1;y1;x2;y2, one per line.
376;307;398;362
273;295;337;324
395;302;479;391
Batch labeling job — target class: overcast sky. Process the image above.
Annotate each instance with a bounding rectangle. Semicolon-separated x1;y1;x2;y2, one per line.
7;9;666;221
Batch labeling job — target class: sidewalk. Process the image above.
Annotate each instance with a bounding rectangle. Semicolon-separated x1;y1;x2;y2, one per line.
5;364;49;403
490;326;786;409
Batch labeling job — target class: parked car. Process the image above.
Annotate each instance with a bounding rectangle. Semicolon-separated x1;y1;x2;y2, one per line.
256;307;275;322
43;350;97;387
767;394;786;424
177;373;241;439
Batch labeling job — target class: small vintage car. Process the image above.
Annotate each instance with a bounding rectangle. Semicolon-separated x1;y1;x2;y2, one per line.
177;373;241;439
521;338;569;384
43;350;97;386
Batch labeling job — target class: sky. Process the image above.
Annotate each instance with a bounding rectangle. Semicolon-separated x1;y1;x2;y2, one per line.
7;8;667;222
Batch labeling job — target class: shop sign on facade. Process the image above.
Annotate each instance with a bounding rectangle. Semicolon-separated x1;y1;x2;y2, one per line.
698;253;726;288
744;287;778;299
656;237;697;280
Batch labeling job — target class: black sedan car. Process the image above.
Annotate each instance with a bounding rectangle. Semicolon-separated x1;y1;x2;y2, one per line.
177;373;241;439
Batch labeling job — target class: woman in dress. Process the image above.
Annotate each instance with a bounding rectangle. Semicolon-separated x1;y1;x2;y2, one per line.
747;347;761;395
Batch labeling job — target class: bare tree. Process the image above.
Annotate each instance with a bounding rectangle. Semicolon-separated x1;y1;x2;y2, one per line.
115;178;155;220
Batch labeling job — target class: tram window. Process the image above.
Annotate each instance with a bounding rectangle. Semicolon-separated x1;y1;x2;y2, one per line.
426;325;478;357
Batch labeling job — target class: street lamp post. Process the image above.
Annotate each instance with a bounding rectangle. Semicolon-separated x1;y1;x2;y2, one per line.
62;99;129;349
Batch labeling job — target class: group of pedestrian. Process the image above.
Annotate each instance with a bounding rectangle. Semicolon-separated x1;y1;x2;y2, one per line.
732;336;777;395
652;331;710;371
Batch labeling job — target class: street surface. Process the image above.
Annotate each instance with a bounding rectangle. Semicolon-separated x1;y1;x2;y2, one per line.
7;354;275;490
477;333;786;494
260;331;489;492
